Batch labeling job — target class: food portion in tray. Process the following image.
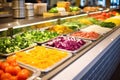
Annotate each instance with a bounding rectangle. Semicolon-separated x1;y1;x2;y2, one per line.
43;36;91;53
0;57;40;80
80;25;112;35
0;37;36;56
70;31;100;40
13;46;72;72
104;16;120;26
48;25;73;34
61;21;82;30
14;30;59;43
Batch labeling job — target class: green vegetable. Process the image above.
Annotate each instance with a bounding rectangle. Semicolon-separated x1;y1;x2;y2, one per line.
0;30;59;54
100;22;116;28
88;18;101;25
15;30;59;43
31;30;59;42
70;6;79;12
0;36;33;54
48;7;58;13
62;21;81;30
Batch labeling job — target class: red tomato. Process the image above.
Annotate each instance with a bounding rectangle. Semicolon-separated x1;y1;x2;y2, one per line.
0;73;12;80
101;12;106;16
2;79;10;80
0;70;4;77
108;12;112;15
0;61;3;69
10;76;17;80
6;56;16;64
95;15;105;20
12;66;21;75
17;69;30;80
1;62;9;71
105;13;110;18
5;65;14;75
112;11;117;15
97;17;105;21
10;62;18;66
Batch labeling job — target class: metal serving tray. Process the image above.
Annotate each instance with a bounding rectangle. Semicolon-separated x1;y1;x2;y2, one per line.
0;43;37;57
17;46;72;72
42;36;92;53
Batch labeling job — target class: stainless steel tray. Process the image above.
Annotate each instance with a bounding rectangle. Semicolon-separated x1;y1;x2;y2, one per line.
0;43;37;57
16;46;72;72
42;36;92;53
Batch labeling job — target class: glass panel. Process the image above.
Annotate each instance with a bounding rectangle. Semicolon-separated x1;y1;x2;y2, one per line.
110;0;120;8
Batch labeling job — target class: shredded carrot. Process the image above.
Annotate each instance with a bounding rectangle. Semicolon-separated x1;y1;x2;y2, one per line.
14;46;68;70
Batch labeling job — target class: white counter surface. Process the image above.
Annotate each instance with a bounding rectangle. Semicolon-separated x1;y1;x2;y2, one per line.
51;28;120;80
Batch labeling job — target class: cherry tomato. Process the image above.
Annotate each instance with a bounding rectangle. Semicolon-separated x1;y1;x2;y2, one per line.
10;76;17;80
101;12;106;16
17;69;30;80
5;65;14;75
12;66;21;75
1;62;9;71
10;62;18;66
0;70;4;77
0;61;3;69
6;56;16;64
112;11;117;15
105;13;110;18
0;73;12;80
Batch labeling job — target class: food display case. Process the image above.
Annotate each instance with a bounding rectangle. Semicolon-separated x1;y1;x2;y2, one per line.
0;8;120;80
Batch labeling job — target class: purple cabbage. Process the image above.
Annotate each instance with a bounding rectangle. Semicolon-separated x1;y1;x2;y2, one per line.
46;36;86;51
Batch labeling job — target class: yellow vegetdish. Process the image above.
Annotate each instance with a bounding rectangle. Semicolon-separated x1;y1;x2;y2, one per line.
78;18;92;25
14;46;68;70
105;17;120;26
49;25;73;34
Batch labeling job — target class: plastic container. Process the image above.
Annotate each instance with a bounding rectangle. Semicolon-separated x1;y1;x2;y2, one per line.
26;9;34;17
25;3;34;9
34;3;47;15
25;3;34;17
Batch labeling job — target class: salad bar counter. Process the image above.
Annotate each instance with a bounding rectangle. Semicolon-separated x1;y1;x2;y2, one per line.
0;9;120;80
